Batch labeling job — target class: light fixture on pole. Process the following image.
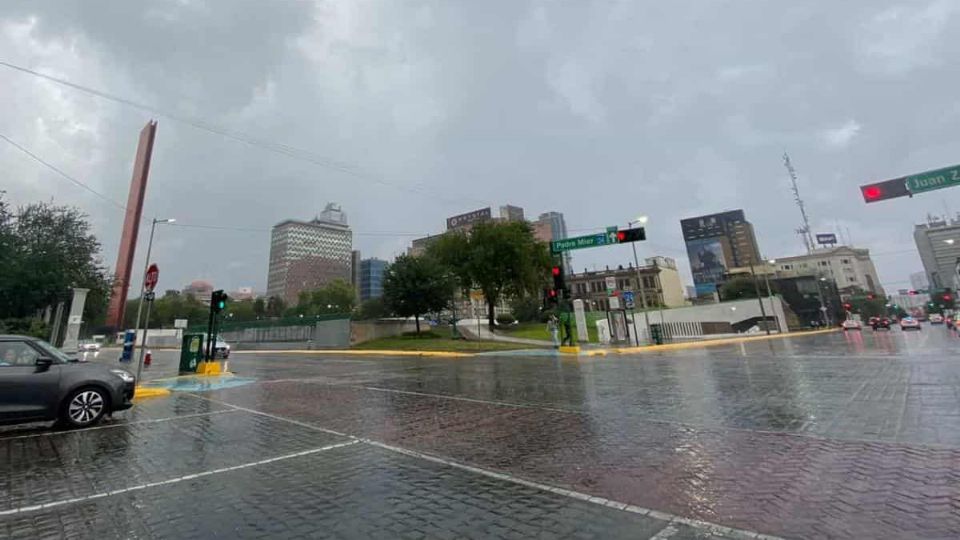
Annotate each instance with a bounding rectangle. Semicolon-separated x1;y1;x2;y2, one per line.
132;217;175;378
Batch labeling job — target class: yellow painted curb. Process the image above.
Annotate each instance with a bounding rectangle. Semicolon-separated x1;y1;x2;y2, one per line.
234;349;473;358
559;345;581;354
133;386;171;399
195;361;223;375
609;328;840;355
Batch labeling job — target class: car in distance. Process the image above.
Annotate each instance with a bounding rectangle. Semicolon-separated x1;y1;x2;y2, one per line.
214;336;231;359
899;317;921;331
841;319;862;331
79;341;101;352
929;313;944;325
0;335;135;428
869;317;891;330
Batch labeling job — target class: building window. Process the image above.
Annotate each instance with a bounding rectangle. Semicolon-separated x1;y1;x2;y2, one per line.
841;259;850;264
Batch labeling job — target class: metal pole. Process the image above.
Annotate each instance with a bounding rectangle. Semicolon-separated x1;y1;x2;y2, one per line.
631;239;652;344
749;263;770;335
135;295;153;382
763;270;780;332
131;219;157;361
631;308;639;346
654;261;666;340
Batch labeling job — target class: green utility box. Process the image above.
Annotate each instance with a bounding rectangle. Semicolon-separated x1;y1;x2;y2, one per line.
179;333;205;373
650;324;664;345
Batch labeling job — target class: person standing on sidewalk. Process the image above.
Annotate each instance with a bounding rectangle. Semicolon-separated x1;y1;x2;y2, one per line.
547;315;560;348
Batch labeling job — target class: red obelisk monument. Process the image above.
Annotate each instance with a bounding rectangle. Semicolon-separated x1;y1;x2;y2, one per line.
105;120;158;332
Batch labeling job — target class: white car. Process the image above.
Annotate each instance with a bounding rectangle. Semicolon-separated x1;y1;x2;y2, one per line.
900;317;921;331
929;313;944;324
79;341;101;352
841;319;862;331
214;337;231;359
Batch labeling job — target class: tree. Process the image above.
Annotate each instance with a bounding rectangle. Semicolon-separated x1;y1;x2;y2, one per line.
0;194;111;325
383;255;454;333
429;221;551;330
253;297;266;318
720;277;759;300
287;279;357;316
265;296;286;317
355;297;389;320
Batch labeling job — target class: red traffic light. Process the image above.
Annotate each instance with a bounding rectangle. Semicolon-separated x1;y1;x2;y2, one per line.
944;294;952;301
617;231;626;242
908;290;917;296
860;177;911;203
548;289;557;298
843;303;852;311
552;266;561;276
863;185;882;200
867;294;875;300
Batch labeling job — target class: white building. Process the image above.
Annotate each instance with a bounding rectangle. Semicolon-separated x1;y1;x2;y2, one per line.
914;215;960;290
772;246;883;296
266;203;353;305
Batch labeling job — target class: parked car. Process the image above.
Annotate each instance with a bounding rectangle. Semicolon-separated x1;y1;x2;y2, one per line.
0;335;135;428
841;319;862;331
214;337;231;359
929;313;944;325
900;317;921;331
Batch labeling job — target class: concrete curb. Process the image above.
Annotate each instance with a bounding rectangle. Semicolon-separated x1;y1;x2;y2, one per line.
608;328;840;355
233;349;473;358
133;386;172;399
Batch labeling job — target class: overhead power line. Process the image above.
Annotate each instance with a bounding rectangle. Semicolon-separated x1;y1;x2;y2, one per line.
0;59;491;208
0;132;129;211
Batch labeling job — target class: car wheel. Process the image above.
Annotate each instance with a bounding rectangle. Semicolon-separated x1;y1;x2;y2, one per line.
61;387;109;428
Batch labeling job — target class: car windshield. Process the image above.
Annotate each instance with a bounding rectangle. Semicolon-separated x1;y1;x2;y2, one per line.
33;340;75;363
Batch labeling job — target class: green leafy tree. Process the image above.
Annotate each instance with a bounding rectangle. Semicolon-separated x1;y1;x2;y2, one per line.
288;279;357;316
720;277;760;300
355;297;389;320
383;254;454;333
0;194;111;325
429;221;551;330
253;297;266;318
265;296;286;317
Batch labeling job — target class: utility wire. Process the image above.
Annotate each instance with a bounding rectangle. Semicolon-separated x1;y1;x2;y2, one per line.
0;59;491;208
0;132;129;211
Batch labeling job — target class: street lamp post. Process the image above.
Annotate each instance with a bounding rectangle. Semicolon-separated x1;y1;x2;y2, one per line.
132;217;175;381
628;216;651;345
765;259;781;333
748;262;771;335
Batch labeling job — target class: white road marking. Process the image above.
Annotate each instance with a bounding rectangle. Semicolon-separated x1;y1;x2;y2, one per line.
650;524;679;539
0;440;358;517
182;393;783;540
0;409;239;441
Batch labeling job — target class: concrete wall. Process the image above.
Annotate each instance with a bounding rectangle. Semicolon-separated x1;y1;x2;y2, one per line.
351;319;417;344
222;319;352;350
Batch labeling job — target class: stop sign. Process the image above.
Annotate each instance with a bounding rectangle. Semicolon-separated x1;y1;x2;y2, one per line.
144;263;159;292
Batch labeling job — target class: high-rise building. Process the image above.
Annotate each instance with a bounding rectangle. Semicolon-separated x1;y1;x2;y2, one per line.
351;250;362;299
266;203;353;305
680;210;761;296
534;211;572;272
499;205;525;222
914;215;960;290
910;271;929;291
359;258;389;301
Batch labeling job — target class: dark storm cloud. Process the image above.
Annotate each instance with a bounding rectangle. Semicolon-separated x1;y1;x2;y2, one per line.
3;0;959;293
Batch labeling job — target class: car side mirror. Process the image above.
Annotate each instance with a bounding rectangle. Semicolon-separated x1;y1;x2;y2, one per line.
35;357;54;370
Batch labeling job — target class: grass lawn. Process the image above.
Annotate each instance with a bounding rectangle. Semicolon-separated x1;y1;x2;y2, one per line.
353;331;542;352
502;321;599;343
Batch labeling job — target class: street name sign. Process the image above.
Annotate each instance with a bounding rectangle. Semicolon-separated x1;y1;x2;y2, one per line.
905;164;960;195
551;233;609;253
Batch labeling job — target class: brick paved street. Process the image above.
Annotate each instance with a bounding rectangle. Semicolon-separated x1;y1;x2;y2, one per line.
3;328;960;538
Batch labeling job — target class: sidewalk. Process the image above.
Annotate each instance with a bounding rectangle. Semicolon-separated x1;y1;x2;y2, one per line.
456;319;552;347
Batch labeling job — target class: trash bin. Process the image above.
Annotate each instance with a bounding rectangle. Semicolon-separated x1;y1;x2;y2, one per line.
650;323;664;345
179;333;205;374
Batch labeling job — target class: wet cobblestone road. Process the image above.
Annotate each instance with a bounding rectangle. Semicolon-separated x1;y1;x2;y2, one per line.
3;328;960;538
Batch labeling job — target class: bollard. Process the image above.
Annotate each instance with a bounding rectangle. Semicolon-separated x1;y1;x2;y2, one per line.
144;350;152;367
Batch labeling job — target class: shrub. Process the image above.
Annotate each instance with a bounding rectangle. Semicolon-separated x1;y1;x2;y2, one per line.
495;314;516;325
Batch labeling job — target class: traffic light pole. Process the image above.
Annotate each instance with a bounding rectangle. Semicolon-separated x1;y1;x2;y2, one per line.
135;292;154;382
630;240;652;345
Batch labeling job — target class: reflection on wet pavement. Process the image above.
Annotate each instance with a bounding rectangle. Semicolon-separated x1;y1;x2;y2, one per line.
3;328;960;538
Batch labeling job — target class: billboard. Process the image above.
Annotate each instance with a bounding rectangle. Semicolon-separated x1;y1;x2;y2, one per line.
686;237;728;288
446;207;492;230
816;233;838;245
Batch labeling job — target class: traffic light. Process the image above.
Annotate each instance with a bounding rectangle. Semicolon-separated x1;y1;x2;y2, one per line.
551;265;565;292
860;177;911;203
867;294;875;300
843;302;852;312
616;227;646;244
211;289;229;313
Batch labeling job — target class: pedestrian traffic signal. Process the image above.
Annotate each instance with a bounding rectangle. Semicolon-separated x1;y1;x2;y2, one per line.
211;289;229;313
616;227;646;244
860;177;911;203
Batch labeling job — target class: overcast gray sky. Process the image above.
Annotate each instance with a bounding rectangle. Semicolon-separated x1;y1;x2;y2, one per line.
3;0;959;295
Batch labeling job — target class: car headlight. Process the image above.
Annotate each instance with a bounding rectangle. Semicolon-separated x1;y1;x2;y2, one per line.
110;369;136;383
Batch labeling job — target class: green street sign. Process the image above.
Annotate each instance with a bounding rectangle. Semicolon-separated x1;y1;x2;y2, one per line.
551;233;609;253
905;164;960;195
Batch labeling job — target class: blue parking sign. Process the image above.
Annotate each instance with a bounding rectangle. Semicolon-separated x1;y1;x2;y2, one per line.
622;291;636;309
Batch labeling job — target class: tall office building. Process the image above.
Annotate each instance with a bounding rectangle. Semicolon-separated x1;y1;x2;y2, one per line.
680;209;761;296
914;215;960;289
266;203;353;305
351;250;362;299
359;258;389;301
770;246;883;295
534;211;572;272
